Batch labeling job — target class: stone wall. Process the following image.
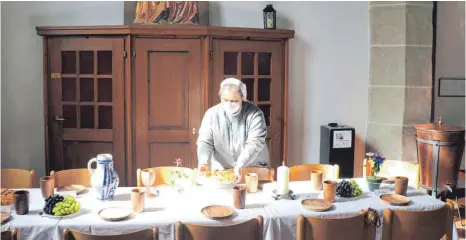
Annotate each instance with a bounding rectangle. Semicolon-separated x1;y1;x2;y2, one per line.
367;2;434;162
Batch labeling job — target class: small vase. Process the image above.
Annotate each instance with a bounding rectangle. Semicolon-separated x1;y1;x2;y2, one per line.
366;176;383;192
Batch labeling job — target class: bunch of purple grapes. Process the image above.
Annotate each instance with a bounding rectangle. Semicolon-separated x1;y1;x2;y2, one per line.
43;194;64;214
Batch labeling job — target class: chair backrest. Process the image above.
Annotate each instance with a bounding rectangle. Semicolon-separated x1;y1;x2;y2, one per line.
63;227;158;240
382;203;454;240
50;169;92;187
175;216;263;240
363;159;420;188
1;228;19;240
290;164;339;181
296;211;375;240
1;169;35;188
239;167;275;184
137;167;194;187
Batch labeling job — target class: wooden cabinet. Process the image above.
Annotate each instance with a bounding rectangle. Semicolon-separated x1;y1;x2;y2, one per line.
37;25;294;185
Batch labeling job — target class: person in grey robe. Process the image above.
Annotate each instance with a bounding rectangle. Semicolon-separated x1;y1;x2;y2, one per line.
197;78;270;180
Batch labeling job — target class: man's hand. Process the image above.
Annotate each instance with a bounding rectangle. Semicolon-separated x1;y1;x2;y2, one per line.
199;164;210;173
233;164;243;184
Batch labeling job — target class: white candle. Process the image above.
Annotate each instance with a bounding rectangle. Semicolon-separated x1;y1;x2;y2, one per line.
276;161;289;195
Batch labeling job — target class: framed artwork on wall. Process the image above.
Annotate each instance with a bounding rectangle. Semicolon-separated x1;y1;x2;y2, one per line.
438;77;465;97
125;1;209;26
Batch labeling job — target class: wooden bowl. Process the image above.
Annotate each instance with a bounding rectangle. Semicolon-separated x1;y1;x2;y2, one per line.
380;177;396;184
98;207;132;221
201;205;234;219
301;198;332;212
56;185;87;195
1;211;11;224
380;193;411;206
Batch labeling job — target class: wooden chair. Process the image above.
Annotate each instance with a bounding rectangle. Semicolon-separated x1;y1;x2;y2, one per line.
1;169;35;188
382;202;454;240
50;169;91;187
136;167;194;187
1;228;19;240
175;216;263;240
63;227;158;240
296;211;376;240
290;164;339;181
239;167;275;184
363;159;420;188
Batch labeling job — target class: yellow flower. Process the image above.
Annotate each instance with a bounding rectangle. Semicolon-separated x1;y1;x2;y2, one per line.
369;160;375;168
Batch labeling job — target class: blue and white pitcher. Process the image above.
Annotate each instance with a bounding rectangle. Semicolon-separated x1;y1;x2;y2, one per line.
87;154;119;200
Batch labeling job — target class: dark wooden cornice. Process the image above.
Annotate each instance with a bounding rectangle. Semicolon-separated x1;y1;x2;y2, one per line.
36;25;295;40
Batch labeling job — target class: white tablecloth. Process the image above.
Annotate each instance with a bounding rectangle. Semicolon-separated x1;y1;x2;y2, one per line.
1;179;459;240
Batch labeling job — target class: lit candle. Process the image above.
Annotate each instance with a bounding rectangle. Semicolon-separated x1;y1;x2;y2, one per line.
276;161;289;195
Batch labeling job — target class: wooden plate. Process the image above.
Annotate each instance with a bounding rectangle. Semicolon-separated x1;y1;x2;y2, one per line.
201;205;234;219
98;207;132;222
57;185;87;195
301;198;332;212
380;193;410;206
1;211;11;224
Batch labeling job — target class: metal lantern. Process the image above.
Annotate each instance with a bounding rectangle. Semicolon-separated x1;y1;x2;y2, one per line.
263;4;276;29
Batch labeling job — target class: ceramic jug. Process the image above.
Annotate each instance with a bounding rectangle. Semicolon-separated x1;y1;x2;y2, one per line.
87;154;119;200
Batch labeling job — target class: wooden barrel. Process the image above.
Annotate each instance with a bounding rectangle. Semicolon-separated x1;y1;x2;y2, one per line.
414;120;465;192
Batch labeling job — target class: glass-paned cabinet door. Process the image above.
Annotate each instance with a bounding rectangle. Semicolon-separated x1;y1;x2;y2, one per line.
47;37;125;184
58;50;114;130
212;40;283;168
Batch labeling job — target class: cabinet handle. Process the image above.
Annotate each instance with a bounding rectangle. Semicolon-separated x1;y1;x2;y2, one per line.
55;116;65;121
192;128;196;135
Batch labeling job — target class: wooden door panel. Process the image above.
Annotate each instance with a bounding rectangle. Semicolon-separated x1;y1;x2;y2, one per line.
149;143;190;167
48;37;126;185
63;142;113;169
135;38;202;171
212;40;283;169
148;52;189;129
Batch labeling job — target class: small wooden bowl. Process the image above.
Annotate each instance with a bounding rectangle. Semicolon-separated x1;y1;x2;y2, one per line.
380;193;411;206
98;207;132;222
380;177;396;184
1;211;11;224
201;205;234;219
56;185;87;195
301;198;332;212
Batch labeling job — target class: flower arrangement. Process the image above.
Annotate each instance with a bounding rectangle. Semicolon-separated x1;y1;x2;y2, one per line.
167;158;189;187
366;152;386;191
368;152;386;178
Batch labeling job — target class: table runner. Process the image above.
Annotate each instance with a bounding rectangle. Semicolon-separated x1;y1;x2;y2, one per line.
1;179;459;240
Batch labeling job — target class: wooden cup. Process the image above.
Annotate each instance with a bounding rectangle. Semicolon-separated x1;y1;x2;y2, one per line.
14;190;29;215
323;180;337;203
245;173;259;193
395;176;409;196
40;176;55;198
311;170;323;191
131;188;145;213
232;186;246;209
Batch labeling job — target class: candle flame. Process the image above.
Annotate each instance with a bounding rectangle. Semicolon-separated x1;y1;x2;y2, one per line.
282;161;285;166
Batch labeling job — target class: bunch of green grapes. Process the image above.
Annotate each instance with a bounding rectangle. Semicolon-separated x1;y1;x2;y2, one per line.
349;179;363;197
52;195;81;216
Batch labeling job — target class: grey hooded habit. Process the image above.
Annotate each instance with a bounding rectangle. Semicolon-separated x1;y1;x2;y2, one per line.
196;101;270;170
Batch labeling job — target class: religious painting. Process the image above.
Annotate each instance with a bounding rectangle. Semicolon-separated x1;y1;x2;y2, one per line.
133;1;208;25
